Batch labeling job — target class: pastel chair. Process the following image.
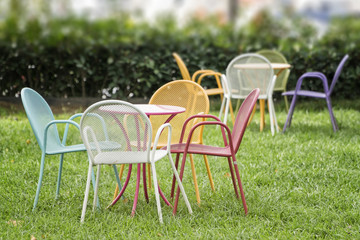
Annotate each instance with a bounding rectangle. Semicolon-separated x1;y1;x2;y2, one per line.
80;100;192;223
21;87;122;210
167;88;260;216
282;54;349;132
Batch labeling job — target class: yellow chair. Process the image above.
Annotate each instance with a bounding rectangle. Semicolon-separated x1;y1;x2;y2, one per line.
149;80;212;204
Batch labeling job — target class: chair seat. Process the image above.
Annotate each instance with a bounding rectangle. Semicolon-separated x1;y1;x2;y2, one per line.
167;143;231;157
46;143;86;155
94;149;167;165
46;141;121;155
282;90;326;98
204;88;223;96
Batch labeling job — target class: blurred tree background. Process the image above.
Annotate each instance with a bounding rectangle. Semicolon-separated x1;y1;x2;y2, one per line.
0;0;358;101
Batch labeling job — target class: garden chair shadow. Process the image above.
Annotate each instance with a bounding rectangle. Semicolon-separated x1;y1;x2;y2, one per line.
80;100;192;223
166;88;260;216
21;87;122;210
282;54;349;133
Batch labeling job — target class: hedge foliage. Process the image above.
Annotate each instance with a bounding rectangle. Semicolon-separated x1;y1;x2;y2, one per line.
0;13;359;100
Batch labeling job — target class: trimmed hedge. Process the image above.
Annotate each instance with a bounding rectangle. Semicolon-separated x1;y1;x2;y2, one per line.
0;14;358;100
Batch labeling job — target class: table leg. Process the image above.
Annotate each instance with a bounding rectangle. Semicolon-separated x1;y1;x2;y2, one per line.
107;164;133;208
131;164;141;217
259;99;265;131
143;163;149;203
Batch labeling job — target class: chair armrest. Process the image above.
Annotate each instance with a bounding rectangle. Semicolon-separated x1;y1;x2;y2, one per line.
191;69;216;82
183;120;234;153
178;114;224;143
151;123;172;162
294;72;329;92
195;72;223;91
69;113;83;120
64;113;83;144
43;119;81;150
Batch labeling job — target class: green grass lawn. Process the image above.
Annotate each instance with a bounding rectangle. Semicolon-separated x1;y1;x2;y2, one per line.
1;100;360;239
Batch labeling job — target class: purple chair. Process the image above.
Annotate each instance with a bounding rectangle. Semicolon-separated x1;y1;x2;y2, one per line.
282;55;349;132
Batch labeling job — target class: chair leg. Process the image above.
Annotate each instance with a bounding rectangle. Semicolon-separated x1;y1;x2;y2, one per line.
229;100;235;125
284;95;289;112
112;165;124;200
189;154;200;204
283;95;297;133
227;157;239;199
231;156;248;215
56;153;64;199
81;162;93;223
33;152;46;211
259;99;265;131
268;98;275;136
150;162;163;223
168;152;192;214
173;152;188;216
203;155;215;192
326;97;338;132
93;165;101;211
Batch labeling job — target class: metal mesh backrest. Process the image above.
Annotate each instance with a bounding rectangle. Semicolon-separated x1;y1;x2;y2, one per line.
21;87;61;152
80;100;151;163
232;88;260;152
257;50;289;90
173;53;192;80
149;80;209;146
226;54;274;98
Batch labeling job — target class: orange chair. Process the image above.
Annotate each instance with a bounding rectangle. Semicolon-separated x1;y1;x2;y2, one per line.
172;52;224;98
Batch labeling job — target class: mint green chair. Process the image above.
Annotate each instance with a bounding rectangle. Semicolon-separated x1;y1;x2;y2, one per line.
21;88;122;210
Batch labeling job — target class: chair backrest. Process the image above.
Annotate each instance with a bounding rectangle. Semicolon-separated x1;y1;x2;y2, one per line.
80;100;151;164
226;53;274;99
329;54;349;95
232;88;260;153
256;49;290;90
149;80;209;145
173;52;192;80
21;87;61;152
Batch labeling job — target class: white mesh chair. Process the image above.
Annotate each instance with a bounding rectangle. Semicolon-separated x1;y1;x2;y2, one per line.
80;100;192;223
219;53;279;135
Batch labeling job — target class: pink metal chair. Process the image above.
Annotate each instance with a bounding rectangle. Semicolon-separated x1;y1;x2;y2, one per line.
166;88;260;215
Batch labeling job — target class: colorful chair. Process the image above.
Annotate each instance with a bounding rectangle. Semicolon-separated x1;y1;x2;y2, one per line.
283;54;349;132
219;54;279;135
257;49;291;111
147;80;212;204
172;52;224;99
21;87;123;210
167;88;260;215
80;100;192;223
